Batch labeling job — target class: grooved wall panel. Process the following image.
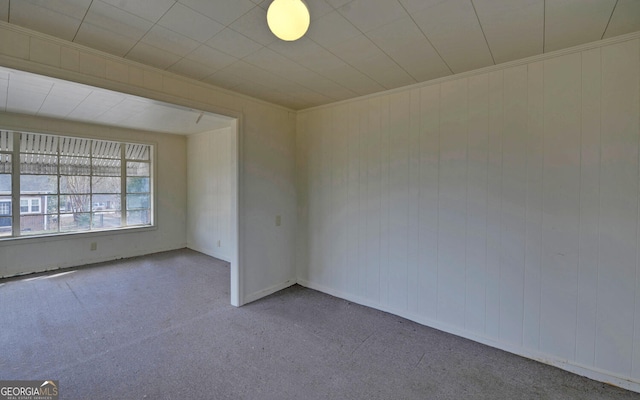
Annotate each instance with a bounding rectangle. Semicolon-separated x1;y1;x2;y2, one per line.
297;37;640;388
523;60;544;351
417;85;440;319
387;91;410;311
438;78;468;327
465;73;489;333
596;39;639;376
539;53;581;361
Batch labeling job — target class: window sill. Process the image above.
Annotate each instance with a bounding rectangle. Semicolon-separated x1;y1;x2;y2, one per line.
0;224;157;246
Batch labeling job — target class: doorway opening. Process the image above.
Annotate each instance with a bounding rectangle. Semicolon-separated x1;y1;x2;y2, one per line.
0;66;242;306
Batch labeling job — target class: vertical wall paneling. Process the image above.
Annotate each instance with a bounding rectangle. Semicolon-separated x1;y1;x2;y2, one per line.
358;101;369;297
187;127;234;262
465;73;489;333
295;113;309;283
596;39;639;376
388;91;411;311
523;61;544;351
499;65;528;345
307;109;322;285
379;96;391;306
325;108;338;291
540;53;581;361
485;70;504;338
408;89;422;313
322;108;333;287
635;32;640;384
418;84;440;319
346;102;360;294
437;78;468;327
366;97;382;302
298;37;640;390
333;106;350;295
576;47;602;367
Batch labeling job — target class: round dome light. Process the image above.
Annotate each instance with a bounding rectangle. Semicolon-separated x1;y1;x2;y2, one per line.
267;0;310;41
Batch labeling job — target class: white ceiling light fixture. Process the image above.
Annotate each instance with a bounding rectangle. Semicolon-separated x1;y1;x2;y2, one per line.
267;0;310;41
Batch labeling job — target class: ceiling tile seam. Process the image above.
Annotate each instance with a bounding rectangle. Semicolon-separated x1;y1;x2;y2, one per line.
233;40;355;101
122;40;185;68
261;39;349;90
198;67;239;88
470;0;496;66
177;1;258;29
92;94;129;121
331;3;420;87
396;0;454;76
71;0;95;43
226;26;266;55
122;1;178;59
234;59;343;102
223;2;264;28
542;0;546;53
165;38;250;79
302;30;404;91
60;88;94;119
601;0;619;40
34;79;56;116
76;1;166;43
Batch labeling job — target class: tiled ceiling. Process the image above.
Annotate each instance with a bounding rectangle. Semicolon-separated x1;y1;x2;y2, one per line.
2;0;640;110
0;66;234;135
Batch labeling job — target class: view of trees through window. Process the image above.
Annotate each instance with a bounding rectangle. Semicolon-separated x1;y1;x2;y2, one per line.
0;130;152;238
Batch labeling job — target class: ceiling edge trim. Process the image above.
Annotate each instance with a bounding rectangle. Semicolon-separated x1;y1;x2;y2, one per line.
299;30;640;114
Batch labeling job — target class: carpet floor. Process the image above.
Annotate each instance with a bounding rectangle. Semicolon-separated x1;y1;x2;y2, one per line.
1;249;638;399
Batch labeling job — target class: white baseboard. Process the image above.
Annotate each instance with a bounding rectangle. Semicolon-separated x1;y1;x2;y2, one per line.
3;244;187;279
297;278;640;394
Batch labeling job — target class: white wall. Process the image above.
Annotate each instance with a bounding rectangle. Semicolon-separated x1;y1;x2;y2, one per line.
0;22;297;305
0;112;187;277
297;36;640;391
187;126;234;262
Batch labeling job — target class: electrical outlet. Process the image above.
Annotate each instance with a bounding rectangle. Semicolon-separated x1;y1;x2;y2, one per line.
276;215;281;226
217;240;221;247
90;242;97;251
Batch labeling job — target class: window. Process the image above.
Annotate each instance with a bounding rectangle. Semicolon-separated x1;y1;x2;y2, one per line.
30;198;40;213
0;130;153;238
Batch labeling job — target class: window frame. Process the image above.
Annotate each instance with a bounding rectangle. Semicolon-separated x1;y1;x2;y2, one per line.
0;129;155;240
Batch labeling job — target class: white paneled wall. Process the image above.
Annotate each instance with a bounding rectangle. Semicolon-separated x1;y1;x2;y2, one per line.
187;127;234;262
297;37;640;390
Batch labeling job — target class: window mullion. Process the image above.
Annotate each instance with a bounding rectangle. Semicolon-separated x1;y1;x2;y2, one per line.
121;145;126;227
90;140;93;231
11;132;20;237
55;139;60;233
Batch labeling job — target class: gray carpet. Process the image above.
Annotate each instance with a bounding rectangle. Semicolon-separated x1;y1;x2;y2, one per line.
1;249;638;400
